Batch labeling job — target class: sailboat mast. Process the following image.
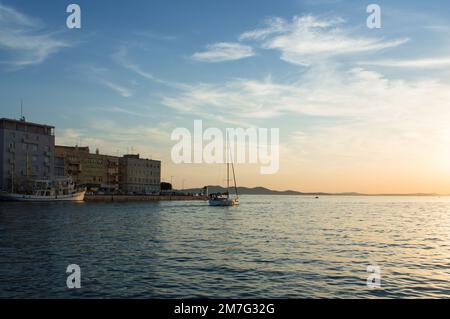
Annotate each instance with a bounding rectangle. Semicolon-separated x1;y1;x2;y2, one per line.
231;161;238;198
227;163;229;189
227;146;230;196
226;133;238;198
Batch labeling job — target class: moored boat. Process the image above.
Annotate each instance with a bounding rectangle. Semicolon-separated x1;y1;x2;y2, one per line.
209;194;239;206
0;177;86;202
208;137;239;207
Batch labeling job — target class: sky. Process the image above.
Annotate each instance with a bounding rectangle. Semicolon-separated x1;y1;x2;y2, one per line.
1;0;450;194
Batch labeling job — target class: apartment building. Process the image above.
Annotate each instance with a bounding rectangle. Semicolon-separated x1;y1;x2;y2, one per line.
0;118;54;192
55;145;119;192
119;154;161;194
1;119;162;195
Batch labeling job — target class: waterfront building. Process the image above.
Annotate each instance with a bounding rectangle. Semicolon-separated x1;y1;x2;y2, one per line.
1;118;162;195
119;154;161;194
55;145;119;192
0;118;55;192
54;155;65;177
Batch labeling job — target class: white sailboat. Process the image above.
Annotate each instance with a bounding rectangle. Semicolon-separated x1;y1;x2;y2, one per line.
208;137;239;207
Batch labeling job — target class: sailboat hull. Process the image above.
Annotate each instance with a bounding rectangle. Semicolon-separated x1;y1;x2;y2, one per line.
208;198;239;206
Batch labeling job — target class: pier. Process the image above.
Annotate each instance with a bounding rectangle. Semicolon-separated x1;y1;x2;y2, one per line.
85;194;207;202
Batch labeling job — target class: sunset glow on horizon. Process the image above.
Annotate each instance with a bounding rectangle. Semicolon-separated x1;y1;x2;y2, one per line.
2;0;450;194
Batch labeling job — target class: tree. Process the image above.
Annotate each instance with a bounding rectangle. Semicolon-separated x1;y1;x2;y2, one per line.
161;182;172;191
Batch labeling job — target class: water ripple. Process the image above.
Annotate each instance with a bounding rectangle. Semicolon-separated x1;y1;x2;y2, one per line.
1;196;450;298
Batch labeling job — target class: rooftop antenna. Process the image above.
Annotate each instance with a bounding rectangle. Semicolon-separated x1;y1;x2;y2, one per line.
20;99;25;121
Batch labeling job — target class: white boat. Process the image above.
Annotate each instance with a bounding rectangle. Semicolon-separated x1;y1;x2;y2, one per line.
209;195;239;207
0;177;86;202
208;138;239;207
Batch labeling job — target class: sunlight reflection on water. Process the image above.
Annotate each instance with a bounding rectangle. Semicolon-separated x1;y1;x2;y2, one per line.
1;195;450;298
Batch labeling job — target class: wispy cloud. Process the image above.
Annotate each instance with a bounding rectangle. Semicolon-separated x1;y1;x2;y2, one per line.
81;64;134;98
101;80;133;98
359;57;450;68
239;15;408;65
239;17;288;41
192;42;254;62
162;68;374;120
113;47;167;83
0;3;70;68
112;47;186;89
161;64;450;138
93;106;154;118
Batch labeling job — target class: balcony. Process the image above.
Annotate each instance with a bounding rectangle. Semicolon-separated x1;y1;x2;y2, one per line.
21;137;38;145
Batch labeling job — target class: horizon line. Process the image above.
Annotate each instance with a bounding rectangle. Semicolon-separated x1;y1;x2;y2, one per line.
181;185;448;196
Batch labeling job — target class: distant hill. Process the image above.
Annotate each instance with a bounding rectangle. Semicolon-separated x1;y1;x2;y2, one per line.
181;186;439;196
183;185;351;196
